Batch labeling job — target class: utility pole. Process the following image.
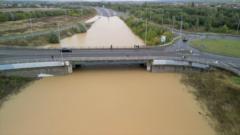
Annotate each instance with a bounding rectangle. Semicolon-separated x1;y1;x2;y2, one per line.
29;17;33;37
172;16;175;33
237;19;240;33
180;15;183;38
65;9;67;21
161;15;163;25
144;8;148;45
57;23;63;62
177;15;183;53
57;23;61;42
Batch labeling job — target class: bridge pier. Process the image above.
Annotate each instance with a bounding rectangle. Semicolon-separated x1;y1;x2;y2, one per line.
146;61;152;71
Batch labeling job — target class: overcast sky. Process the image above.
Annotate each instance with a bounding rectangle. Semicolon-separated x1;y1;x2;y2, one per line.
2;0;240;2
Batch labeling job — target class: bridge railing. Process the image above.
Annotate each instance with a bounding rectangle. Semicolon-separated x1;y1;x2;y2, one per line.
0;55;240;75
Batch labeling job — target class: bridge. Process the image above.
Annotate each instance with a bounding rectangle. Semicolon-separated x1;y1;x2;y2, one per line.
0;47;240;77
0;7;240;77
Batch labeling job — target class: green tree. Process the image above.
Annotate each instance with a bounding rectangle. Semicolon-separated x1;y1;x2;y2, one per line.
163;31;173;42
221;24;229;33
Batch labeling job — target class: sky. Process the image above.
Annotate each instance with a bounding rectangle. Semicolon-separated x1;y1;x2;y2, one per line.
2;0;240;2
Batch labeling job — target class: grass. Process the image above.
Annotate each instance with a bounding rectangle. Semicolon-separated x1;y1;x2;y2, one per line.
231;76;240;85
0;74;35;106
123;16;173;46
0;8;96;46
0;14;94;36
190;39;240;57
182;71;240;135
0;22;89;46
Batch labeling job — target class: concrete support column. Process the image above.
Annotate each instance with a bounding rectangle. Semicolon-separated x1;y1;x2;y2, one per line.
146;61;152;72
64;61;73;73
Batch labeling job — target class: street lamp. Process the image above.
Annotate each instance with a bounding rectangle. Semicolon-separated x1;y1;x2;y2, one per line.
57;23;64;62
144;8;148;45
237;19;240;33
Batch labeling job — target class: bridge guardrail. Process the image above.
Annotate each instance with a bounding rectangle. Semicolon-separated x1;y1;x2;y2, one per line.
0;55;239;75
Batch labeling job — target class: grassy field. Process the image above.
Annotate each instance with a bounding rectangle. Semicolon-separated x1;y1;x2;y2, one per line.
0;8;96;46
0;13;95;36
190;39;240;57
123;16;173;46
0;22;88;46
0;75;35;107
182;71;240;135
231;76;240;85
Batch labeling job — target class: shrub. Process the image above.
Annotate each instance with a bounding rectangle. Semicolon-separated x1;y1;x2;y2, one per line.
48;32;59;43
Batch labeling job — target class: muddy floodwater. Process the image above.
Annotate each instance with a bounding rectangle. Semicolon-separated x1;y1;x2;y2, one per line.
45;16;145;48
0;69;215;135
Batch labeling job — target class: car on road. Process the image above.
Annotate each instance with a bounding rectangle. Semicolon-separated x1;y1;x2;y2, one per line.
182;37;188;42
60;48;72;53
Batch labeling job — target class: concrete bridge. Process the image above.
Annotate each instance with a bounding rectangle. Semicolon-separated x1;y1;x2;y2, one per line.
0;48;240;77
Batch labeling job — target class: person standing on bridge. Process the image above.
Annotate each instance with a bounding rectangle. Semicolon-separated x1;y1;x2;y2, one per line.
51;55;54;60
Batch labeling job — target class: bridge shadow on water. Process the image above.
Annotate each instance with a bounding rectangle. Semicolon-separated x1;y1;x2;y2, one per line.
73;63;146;72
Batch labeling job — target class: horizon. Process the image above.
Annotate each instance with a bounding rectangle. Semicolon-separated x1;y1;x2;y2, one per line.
2;0;240;2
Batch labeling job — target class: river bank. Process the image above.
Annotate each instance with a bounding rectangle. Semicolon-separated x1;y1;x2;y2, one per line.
0;69;215;135
182;71;240;135
0;74;35;107
1;69;240;135
0;8;96;47
122;16;174;46
44;16;144;48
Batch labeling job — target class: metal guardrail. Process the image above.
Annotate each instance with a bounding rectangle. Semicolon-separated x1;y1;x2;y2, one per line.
1;55;239;75
0;61;65;71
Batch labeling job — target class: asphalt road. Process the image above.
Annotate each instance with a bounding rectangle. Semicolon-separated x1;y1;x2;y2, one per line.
0;7;240;72
95;7;116;17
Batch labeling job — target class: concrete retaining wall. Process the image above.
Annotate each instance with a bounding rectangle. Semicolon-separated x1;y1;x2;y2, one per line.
1;66;71;77
151;65;203;73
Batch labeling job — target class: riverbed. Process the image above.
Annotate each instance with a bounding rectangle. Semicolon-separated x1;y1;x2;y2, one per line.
44;16;144;48
0;69;215;135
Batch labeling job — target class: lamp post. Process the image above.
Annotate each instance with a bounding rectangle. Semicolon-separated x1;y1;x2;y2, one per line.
144;8;148;45
237;19;240;33
57;23;64;62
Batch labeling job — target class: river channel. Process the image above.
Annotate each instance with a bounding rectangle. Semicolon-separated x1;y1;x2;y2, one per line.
45;16;144;48
0;16;215;135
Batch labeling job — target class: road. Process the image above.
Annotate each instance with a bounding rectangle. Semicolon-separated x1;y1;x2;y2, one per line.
95;7;116;17
0;7;240;74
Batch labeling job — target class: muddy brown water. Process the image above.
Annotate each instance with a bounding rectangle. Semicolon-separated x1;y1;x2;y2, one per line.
44;16;144;48
0;16;215;135
0;69;215;135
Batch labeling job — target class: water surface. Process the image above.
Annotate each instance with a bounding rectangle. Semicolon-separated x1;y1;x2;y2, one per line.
46;16;144;48
0;70;215;135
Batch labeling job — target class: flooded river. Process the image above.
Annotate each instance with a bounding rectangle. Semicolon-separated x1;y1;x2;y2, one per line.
0;69;215;135
0;15;215;135
46;16;144;48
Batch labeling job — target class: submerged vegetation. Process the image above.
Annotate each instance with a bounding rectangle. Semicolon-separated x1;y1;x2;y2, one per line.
0;75;34;106
182;71;240;135
124;16;173;45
